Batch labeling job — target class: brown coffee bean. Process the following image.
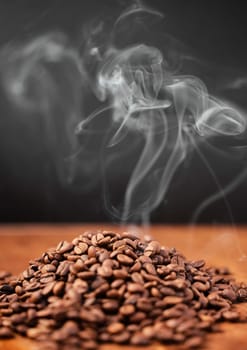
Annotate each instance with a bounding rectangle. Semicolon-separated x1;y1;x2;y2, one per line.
129;261;141;272
222;310;240;321
87;245;96;258
107;322;124;334
15;285;23;295
0;301;10;308
97;265;112;278
127;283;144;293
113;269;128;279
193;281;210;292
91;233;104;246
53;281;65;296
56;261;71;276
28;290;42;303
97;236;111;246
144;262;157;275
220;288;237;302
102;300;119;312
141;270;160;282
111;330;130;343
1;308;13;316
83;340;98;349
111;279;124;289
122;232;139;240
136;298;153;312
163;296;184;305
142;325;155;339
0;327;14;338
106;289;119;298
98;250;111;263
237;287;247;301
57;241;74;254
131;272;144;284
119;304;135;316
77;242;88;253
151;287;162;298
79;329;97;340
129;311;146;323
10;312;27;325
145;240;161;255
183;336;203;348
77;271;95;280
117;254;134;265
42;281;56;295
130;332;150;345
0;230;246;350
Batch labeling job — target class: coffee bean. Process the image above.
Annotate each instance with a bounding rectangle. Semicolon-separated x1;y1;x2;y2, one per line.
129;261;141;272
131;272;144;284
119;304;135;316
129;311;146;322
113;269;128;279
222;310;240;321
97;265;112;278
183;336;203;348
83;340;98;349
0;284;14;295
102;300;119;312
57;241;74;254
1;308;13;316
136;298;152;312
107;322;124;334
143;262;157;275
130;331;150;345
0;230;247;350
117;254;134;265
163;296;184;305
111;330;130;343
0;327;14;338
77;271;95;280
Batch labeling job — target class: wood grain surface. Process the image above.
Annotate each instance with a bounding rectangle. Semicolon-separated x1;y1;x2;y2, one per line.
0;224;247;350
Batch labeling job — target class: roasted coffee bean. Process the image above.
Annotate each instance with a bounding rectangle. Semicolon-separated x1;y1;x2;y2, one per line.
0;284;14;295
119;304;135;316
97;265;112;278
1;308;13;316
163;296;184;305
57;241;74;254
129;261;141;272
136;298;153;312
130;332;150;345
0;230;247;350
107;322;124;334
111;330;130;343
143;262;157;275
129;311;146;323
113;269;128;279
222;310;240;321
102;300;119;312
0;327;14;338
183;336;203;348
127;282;144;293
116;254;134;265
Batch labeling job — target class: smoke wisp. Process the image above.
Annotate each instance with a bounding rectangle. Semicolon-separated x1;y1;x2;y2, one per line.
1;2;246;223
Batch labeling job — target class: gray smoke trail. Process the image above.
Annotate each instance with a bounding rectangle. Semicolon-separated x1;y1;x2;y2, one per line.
0;33;86;188
0;3;246;223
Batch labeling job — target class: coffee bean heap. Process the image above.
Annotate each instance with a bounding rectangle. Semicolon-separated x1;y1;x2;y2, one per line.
0;231;247;349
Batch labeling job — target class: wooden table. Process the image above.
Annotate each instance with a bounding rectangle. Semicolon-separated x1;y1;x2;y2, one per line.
0;224;247;350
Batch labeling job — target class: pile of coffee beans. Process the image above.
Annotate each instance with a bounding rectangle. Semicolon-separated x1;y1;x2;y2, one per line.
0;230;247;349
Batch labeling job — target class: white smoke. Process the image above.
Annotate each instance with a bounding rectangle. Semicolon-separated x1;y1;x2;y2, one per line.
0;2;246;223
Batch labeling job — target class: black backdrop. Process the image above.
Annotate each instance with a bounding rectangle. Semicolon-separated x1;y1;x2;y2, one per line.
0;0;247;223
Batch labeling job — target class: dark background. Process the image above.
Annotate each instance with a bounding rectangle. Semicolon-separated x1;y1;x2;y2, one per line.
0;0;247;224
